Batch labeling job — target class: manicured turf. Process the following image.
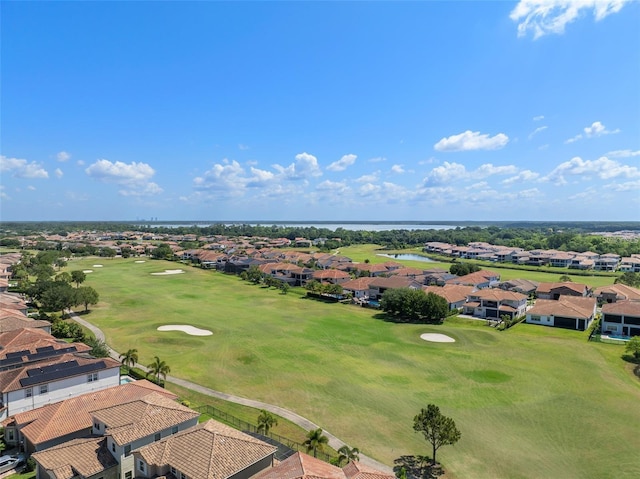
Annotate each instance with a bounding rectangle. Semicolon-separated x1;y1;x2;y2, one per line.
66;257;640;479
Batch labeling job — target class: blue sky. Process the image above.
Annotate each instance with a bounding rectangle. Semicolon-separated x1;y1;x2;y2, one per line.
1;1;639;222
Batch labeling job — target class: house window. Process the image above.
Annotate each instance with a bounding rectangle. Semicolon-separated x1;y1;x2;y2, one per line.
171;426;178;434
124;444;131;456
25;388;33;398
170;467;177;476
111;442;115;453
94;422;101;431
7;430;14;441
154;433;161;441
138;460;146;473
39;384;48;394
125;472;132;479
530;316;541;322
87;373;99;382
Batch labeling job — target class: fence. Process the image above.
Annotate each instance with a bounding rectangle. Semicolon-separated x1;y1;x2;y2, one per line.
195;404;336;463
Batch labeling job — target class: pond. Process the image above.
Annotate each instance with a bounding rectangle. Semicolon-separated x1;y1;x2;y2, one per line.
376;253;437;263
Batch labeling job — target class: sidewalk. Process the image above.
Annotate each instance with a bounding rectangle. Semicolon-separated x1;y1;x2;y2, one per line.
70;313;394;474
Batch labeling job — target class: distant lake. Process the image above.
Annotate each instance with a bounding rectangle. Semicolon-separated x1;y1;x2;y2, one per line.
376;253;437;263
140;222;458;232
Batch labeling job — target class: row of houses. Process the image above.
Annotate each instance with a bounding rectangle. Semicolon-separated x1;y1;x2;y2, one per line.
423;241;640;272
0;340;393;479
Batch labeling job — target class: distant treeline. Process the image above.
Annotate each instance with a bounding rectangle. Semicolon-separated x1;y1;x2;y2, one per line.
1;221;639;256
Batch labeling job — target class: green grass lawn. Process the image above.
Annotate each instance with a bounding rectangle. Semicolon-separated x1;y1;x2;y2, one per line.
65;257;640;479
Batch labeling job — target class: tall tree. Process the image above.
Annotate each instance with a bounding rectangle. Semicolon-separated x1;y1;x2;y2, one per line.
147;356;170;385
625;336;640;360
304;428;329;458
256;409;278;435
413;404;461;466
74;286;99;312
120;348;139;373
71;270;87;288
337;445;360;465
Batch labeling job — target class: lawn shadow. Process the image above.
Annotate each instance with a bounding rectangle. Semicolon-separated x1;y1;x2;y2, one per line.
621;353;640;365
393;455;444;479
373;312;444;325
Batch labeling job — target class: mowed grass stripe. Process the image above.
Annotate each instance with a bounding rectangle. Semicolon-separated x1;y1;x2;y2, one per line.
66;257;640;479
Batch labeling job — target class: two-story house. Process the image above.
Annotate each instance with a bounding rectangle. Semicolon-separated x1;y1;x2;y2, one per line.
462;289;527;319
601;301;640;337
525;297;597;331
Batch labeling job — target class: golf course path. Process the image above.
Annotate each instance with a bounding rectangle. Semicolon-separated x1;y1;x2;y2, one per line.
71;313;394;474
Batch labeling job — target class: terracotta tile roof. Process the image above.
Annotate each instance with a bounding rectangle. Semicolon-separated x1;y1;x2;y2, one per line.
31;436;118;479
343;460;395;479
602;300;640;316
341;277;377;291
369;277;420;289
253;451;346;479
594;284;640;301
388;267;426;277
423;285;474;304
352;263;389;274
0;353;120;393
93;394;199;446
4;380;176;447
0;328;91;361
0;314;51;330
446;270;499;286
536;282;588;295
468;289;527;302
528;297;596;319
313;270;351;280
136;419;276;479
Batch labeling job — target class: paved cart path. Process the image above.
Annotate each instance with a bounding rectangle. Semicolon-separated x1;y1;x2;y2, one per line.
71;313;394;474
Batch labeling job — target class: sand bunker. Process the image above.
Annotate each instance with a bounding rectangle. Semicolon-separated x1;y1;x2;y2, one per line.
82;270;93;274
157;325;213;336
151;269;185;276
93;264;103;267
135;260;146;263
420;333;455;343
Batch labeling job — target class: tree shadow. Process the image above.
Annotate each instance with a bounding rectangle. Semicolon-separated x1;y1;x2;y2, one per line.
621;353;640;365
393;455;444;479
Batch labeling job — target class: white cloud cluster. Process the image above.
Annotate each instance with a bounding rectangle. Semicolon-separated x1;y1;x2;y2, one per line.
434;130;509;152
85;159;162;196
57;151;71;162
272;152;322;180
606;149;640;158
502;170;541;185
528;125;548;140
423;162;519;185
510;0;630;39
543;156;640;185
565;121;620;143
327;154;357;172
0;155;49;179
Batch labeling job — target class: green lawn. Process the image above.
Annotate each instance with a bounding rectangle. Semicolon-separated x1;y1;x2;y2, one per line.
65;257;640;479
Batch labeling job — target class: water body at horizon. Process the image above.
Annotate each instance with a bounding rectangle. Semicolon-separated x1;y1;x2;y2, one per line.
139;222;457;232
376;253;437;263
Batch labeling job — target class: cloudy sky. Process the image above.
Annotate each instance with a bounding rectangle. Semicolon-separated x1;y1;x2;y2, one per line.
2;1;639;222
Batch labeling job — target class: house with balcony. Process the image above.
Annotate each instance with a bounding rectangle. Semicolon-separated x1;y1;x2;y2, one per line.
594;254;621;271
462;289;527;319
601;301;640;337
618;256;640;273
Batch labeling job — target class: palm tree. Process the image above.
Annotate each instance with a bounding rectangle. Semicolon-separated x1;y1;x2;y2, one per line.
304;428;329;458
119;348;138;374
256;409;278;435
337;445;360;466
147;356;170;385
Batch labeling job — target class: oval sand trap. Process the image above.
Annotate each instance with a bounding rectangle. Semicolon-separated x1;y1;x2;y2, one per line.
151;269;185;275
420;333;455;343
93;264;103;267
135;260;146;263
82;270;93;273
157;325;213;336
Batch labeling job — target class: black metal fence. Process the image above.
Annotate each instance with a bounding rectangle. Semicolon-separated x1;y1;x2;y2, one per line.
195;404;336;463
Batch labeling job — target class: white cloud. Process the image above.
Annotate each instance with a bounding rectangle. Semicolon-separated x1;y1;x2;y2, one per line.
543;156;640;185
528;125;548;140
246;167;275;186
565;121;620;143
368;156;387;163
424;162;467;185
475;163;519;178
55;168;64;179
606;180;640;192
358;183;381;197
316;180;349;194
510;0;630;39
584;121;619;137
0;155;49;179
434;130;509;152
518;188;542;198
273;152;322;180
327;154;357;172
0;185;9;200
27;185;36;191
356;172;380;183
606;149;640;158
57;151;71;162
193;160;247;196
391;164;405;174
238;144;250;150
533;115;545;121
76;160;85;166
502;170;541;185
85;159;162;196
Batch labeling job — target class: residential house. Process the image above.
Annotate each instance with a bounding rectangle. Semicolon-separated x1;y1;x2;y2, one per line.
30;437;118;479
618;256;640;273
525;297;597;331
462;289;527;319
368;277;422;302
495;279;539;296
312;269;351;285
2;380;175;453
446;270;500;289
536;282;590;300
593;284;640;304
341;277;377;301
423;285;474;311
349;262;390;277
601;301;640;337
594;254;621;271
253;451;394;479
422;269;457;286
133;419;277;479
